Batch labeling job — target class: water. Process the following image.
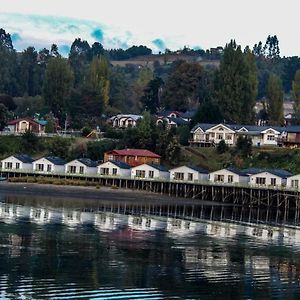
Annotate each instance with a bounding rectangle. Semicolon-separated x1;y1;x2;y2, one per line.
0;194;300;299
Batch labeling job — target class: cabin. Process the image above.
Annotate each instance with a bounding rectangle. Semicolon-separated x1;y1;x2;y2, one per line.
33;156;66;174
248;169;292;187
6;117;47;134
104;148;161;167
208;168;248;184
0;154;33;171
97;160;131;177
169;165;208;182
286;174;300;189
281;126;300;147
109;114;143;128
131;163;169;180
65;158;97;175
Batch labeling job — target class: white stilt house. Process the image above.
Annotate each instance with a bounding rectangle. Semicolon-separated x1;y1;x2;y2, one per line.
131;163;169;180
169;166;208;182
0;154;33;172
65;158;98;175
97;160;131;177
33;156;66;174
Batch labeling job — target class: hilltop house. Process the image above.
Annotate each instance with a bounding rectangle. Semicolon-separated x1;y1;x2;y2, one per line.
65;158;97;175
104;149;161;167
33;156;66;174
0;154;34;171
169;166;208;182
131;163;169;180
6;117;47;134
109;114;143;128
97;160;131;177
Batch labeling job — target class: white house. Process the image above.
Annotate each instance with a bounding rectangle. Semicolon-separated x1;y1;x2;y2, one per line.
169;165;208;182
110;114;143;128
205;124;236;146
65;158;98;175
249;169;292;187
97;160;131;177
0;154;33;171
33;156;66;174
131;163;169;180
286;174;300;189
208;168;248;184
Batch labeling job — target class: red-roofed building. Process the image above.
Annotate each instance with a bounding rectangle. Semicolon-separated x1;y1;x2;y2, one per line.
6;118;47;134
104;149;161;167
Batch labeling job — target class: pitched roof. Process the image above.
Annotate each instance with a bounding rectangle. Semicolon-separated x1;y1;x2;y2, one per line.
245;168;292;178
7;117;42;126
167;117;189;125
191;123;216;133
285;126;300;133
14;154;34;163
45;156;66;165
225;167;247;176
111;114;143;121
109;160;131;169
146;163;169;172
187;165;209;174
110;149;161;158
77;158;98;167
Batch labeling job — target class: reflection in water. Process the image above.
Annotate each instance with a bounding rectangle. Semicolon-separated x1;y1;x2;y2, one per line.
0;196;300;299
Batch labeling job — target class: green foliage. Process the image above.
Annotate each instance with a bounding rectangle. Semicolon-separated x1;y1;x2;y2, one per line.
292;70;300;123
216;40;257;124
235;136;252;158
21;130;40;152
0;94;16;111
81;126;92;137
0;103;8;130
266;74;284;125
44;113;56;133
192;101;223;125
177;125;190;146
165;137;181;165
46;136;71;158
216;140;228;154
162;61;202;110
86;140;117;161
141;77;164;113
44;57;74;119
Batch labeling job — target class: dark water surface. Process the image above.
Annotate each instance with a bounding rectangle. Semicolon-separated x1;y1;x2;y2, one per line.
0;193;300;299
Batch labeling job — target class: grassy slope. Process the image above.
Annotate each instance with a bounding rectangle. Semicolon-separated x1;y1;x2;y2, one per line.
181;146;300;174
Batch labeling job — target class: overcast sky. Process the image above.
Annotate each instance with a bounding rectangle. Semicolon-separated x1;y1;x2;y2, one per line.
0;0;299;56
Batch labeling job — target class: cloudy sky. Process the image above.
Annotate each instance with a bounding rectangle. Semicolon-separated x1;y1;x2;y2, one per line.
0;0;299;56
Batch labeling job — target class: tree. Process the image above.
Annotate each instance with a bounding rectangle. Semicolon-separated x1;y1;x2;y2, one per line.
216;140;228;154
46;136;71;158
21;130;39;152
141;77;163;113
44;57;74;119
0;103;8;130
215;40;258;124
266;74;284;125
162;61;202;110
192;101;223;125
0;94;16;111
235;136;252;158
292;70;300;122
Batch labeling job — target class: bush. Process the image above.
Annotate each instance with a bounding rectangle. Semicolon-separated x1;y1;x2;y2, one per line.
81;126;92;137
216;140;228;154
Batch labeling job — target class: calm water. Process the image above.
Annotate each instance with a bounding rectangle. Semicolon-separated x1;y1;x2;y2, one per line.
0;194;300;299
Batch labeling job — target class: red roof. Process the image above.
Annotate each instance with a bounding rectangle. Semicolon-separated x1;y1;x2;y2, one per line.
110;149;161;158
7;117;40;125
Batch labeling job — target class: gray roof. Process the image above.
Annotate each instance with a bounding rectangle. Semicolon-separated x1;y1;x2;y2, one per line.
225;167;248;176
242;167;292;178
191;123;216;133
180;110;196;118
147;163;169;172
168;117;189;125
109;160;131;169
77;158;98;168
14;154;34;163
187;165;209;174
45;156;66;165
285;126;300;133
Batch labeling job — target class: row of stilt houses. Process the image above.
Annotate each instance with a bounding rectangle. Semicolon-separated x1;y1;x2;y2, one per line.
1;151;300;190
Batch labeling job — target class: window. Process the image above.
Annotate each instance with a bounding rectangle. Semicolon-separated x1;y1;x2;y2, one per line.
188;173;193;181
5;162;13;169
69;166;76;173
292;180;299;188
136;170;145;178
210;133;215;138
149;170;154;178
36;164;44;171
112;168;118;175
47;164;52;172
270;178;277;186
214;174;224;182
226;134;232;140
100;168;109;175
228;175;233;183
15;163;20;170
217;133;223;140
256;177;266;185
108;155;114;160
174;172;184;180
267;135;275;141
79;166;84;174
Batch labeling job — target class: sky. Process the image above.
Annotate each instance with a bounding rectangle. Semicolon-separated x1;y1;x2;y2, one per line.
0;0;299;56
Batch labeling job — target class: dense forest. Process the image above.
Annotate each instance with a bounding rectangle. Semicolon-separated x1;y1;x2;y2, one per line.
1;27;300;130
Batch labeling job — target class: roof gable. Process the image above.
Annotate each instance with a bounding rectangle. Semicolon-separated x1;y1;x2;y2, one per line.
206;123;235;133
110;149;161;158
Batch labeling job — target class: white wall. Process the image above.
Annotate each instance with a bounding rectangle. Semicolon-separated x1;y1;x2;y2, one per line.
206;124;235;146
249;172;284;186
262;129;279;146
0;156;33;171
65;160;97;175
208;169;248;184
285;175;300;189
97;161;131;177
170;166;208;182
33;158;65;174
131;164;169;180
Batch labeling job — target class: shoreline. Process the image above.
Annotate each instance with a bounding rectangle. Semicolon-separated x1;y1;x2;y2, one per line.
0;181;227;206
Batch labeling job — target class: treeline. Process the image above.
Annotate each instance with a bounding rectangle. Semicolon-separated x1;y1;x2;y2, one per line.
1;28;300;129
